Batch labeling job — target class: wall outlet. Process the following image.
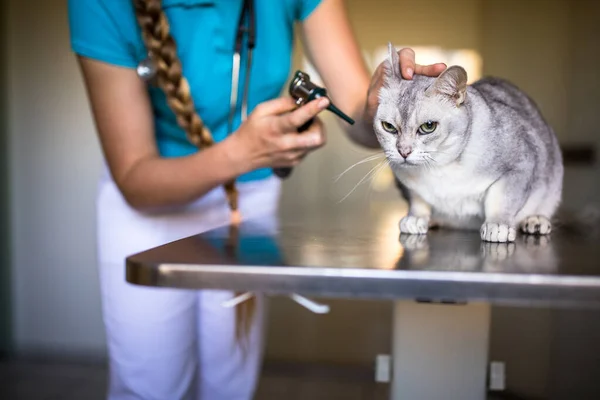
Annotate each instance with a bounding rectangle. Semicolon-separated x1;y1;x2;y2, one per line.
489;361;506;391
375;354;391;383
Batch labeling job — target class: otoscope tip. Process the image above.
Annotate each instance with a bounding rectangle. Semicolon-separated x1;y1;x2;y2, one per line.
327;103;355;125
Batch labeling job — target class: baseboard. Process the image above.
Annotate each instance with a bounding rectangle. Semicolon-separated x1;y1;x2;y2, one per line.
561;143;596;166
261;359;378;383
8;347;108;366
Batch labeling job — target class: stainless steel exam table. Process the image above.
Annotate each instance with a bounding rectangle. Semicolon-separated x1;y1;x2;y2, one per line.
126;202;600;400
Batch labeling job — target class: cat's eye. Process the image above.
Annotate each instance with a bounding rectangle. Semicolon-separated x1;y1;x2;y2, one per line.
381;121;398;134
418;121;438;135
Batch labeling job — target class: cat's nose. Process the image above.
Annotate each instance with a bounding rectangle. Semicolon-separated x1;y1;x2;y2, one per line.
399;149;412;159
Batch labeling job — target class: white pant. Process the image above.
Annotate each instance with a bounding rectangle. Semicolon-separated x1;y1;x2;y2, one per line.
96;167;281;400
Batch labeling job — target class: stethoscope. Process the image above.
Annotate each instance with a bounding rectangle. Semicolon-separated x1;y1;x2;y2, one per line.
136;0;332;315
137;0;256;136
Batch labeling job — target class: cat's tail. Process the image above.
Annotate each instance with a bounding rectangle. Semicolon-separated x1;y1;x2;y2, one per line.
552;203;600;236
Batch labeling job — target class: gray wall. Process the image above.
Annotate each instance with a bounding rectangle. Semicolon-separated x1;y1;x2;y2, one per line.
1;0;11;356
7;0;106;356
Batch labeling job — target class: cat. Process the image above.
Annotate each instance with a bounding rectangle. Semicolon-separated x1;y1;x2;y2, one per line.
373;43;564;243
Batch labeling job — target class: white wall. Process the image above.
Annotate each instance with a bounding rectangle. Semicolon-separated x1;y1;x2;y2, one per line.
7;0;106;355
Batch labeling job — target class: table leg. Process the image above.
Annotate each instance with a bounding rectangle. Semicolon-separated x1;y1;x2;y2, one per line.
390;301;491;400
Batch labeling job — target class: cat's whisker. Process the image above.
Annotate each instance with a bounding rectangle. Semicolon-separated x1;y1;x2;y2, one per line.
418;155;430;171
427;154;437;164
364;159;389;187
338;160;386;203
423;153;440;169
427;150;449;154
422;155;437;172
366;159;391;200
333;153;385;183
424;159;433;172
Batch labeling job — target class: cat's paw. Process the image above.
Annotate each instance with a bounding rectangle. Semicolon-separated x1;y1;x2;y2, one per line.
519;215;552;235
480;222;516;243
399;215;429;235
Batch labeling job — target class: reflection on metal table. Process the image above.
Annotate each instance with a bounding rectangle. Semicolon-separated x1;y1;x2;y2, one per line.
126;202;600;400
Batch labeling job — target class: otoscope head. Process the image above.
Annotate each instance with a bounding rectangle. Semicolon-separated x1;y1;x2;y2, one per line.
288;70;355;125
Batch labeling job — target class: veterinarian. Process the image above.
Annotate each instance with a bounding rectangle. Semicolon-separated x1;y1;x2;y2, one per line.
68;0;445;398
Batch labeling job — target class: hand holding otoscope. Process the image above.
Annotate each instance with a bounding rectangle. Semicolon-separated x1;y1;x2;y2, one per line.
273;70;355;179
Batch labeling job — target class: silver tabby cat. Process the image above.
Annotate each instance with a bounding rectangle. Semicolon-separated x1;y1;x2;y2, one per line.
374;43;564;242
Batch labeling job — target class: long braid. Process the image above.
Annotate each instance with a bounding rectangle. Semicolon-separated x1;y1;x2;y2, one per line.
133;0;252;342
133;0;239;222
225;224;256;346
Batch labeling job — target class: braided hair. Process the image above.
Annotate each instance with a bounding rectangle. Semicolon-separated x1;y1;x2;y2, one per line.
132;0;239;222
133;0;253;341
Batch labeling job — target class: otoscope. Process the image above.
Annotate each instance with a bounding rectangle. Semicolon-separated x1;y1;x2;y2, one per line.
273;70;355;179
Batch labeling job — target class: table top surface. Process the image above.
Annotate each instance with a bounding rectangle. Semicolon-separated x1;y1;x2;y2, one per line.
126;202;600;308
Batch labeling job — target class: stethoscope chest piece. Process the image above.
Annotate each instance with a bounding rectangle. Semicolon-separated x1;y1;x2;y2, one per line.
137;53;157;83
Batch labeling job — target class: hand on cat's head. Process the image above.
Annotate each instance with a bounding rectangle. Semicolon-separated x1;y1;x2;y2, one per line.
365;47;446;122
394;48;448;81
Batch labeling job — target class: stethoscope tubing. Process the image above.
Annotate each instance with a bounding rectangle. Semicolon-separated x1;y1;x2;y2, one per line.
137;0;256;138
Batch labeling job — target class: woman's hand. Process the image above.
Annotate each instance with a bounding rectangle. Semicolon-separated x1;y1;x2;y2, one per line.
298;0;447;148
226;96;330;173
365;48;447;122
77;57;329;210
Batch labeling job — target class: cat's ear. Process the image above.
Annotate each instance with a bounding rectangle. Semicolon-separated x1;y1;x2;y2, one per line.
427;66;468;106
385;42;401;80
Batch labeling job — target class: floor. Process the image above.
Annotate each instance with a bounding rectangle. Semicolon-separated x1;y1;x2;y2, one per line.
0;358;523;400
0;359;106;400
0;358;389;400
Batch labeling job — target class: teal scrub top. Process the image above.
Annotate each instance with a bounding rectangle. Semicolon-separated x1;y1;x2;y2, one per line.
68;0;322;182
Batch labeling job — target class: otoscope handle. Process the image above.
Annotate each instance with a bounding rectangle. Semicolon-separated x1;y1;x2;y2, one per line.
272;118;314;179
273;70;353;180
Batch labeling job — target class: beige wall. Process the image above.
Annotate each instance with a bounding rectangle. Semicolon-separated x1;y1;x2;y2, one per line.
568;0;600;145
481;0;572;142
346;0;483;51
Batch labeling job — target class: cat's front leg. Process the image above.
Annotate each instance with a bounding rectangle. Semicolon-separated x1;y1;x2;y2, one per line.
399;192;432;235
480;174;528;242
